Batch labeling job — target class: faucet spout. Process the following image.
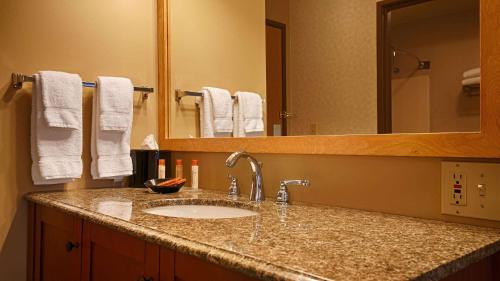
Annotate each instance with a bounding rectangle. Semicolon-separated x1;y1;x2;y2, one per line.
225;151;264;202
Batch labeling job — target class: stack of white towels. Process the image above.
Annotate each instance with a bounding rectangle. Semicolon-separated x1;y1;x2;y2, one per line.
196;87;264;138
462;67;480;86
90;76;134;180
31;71;134;185
31;71;83;185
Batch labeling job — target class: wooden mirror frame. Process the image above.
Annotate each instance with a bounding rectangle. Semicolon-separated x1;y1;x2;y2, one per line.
157;0;500;158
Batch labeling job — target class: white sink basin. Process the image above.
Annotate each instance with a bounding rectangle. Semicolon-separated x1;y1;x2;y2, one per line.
143;205;258;219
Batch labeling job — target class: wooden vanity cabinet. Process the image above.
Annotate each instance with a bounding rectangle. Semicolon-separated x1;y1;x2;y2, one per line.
30;204;83;281
28;204;254;281
30;203;497;281
29;204;164;281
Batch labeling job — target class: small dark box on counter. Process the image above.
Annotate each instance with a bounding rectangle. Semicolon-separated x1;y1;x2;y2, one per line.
129;150;171;187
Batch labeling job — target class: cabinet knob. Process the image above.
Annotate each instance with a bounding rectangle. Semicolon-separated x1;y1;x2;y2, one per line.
65;241;80;252
137;277;153;281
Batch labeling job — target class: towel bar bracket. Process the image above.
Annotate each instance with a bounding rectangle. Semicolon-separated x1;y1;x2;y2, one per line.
175;89;204;103
12;73;32;89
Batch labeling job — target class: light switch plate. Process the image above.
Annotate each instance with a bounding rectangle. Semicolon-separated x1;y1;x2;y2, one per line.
441;162;500;221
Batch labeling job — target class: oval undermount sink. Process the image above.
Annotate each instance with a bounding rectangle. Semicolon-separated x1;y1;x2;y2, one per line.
143;204;258;219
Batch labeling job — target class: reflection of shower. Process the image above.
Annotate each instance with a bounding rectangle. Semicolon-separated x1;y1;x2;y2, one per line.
391;46;431;74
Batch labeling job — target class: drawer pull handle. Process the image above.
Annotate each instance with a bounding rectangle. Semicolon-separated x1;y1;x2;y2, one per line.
65;241;80;252
137;277;153;281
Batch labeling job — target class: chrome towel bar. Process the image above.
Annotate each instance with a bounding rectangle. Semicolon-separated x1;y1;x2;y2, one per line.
175;89;266;104
175;89;236;103
11;73;154;97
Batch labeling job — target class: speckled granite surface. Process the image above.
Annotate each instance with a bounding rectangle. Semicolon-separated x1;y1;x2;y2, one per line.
25;188;500;281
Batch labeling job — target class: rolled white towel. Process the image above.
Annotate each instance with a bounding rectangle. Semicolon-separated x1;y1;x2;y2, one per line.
463;68;480;79
462;76;480;86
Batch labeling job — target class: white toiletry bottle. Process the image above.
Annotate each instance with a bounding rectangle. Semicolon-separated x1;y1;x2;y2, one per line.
175;159;183;178
158;159;166;179
191;160;199;189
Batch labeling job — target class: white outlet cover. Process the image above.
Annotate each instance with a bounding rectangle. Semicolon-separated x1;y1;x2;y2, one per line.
441;162;500;221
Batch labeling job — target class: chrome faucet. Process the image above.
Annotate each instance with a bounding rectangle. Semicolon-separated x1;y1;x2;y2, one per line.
225;151;264;202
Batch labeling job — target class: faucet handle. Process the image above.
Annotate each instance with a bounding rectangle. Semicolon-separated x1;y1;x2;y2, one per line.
228;174;239;197
281;179;310;187
276;179;310;204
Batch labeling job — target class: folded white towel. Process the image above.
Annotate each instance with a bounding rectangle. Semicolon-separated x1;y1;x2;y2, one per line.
39;71;82;129
196;87;233;138
463;68;480;79
97;76;134;131
462;76;480;86
233;91;264;137
31;73;82;185
91;76;134;179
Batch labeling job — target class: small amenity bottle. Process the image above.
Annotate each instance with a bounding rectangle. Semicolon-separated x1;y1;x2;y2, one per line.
191;160;199;189
175;159;183;178
158;159;166;179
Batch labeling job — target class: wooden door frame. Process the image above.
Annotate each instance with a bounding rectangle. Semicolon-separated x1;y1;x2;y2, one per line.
265;19;288;136
376;0;434;134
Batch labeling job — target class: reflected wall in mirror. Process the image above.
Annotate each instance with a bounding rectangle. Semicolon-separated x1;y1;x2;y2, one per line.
169;0;479;139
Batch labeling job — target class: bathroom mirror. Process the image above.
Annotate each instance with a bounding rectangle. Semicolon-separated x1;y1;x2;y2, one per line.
157;0;500;157
166;0;479;138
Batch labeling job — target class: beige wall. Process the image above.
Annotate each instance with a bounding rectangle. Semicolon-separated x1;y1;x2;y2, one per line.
0;1;157;279
169;0;267;138
172;152;500;229
288;0;378;135
391;10;480;133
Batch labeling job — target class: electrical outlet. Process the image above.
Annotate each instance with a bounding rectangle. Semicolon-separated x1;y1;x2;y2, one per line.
450;172;466;206
441;162;500;221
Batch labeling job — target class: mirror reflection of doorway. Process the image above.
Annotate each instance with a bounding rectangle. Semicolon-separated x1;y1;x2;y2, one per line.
377;0;480;134
266;19;287;136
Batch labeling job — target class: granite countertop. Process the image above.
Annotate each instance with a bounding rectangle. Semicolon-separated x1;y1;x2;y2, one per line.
25;187;500;281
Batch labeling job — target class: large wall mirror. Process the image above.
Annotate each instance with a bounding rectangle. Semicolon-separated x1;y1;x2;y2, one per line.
157;0;500;157
168;0;479;138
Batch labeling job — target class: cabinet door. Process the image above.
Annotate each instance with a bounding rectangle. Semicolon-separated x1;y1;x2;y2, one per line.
174;252;258;281
441;252;500;281
81;222;159;281
33;205;82;281
159;248;174;281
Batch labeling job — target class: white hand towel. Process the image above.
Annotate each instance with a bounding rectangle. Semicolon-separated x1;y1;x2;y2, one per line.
31;73;82;185
233;91;264;137
91;76;134;179
462;76;480;86
39;71;82;129
196;87;233;138
463;68;480;79
96;76;134;131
